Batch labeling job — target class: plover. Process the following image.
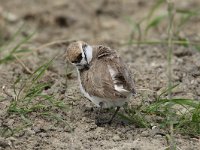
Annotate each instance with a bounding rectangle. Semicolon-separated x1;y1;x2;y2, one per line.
66;41;135;125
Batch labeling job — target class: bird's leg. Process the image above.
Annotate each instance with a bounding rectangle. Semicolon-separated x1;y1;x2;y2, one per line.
95;102;104;126
95;104;120;126
107;106;120;124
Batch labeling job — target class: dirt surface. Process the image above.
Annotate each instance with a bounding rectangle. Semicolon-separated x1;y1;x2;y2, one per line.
0;0;200;150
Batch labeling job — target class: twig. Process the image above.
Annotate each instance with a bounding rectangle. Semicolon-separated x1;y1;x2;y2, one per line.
13;55;33;74
34;39;75;51
122;40;199;46
2;85;13;99
136;88;156;93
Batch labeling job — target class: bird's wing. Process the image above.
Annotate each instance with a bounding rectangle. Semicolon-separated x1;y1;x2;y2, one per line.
80;45;135;99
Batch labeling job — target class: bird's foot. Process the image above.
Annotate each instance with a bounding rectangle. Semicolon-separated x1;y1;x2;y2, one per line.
95;118;112;126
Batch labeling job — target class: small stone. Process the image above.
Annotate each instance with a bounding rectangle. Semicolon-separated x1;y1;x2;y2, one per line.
3;12;18;22
25;128;35;136
141;131;149;137
7;119;14;126
33;127;40;133
154;134;162;138
113;135;121;141
39;132;47;138
0;137;10;148
151;125;157;130
7;137;16;142
191;80;196;84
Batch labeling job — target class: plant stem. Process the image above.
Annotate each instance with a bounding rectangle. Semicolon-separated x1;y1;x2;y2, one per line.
167;0;176;149
167;1;174;99
123;40;198;46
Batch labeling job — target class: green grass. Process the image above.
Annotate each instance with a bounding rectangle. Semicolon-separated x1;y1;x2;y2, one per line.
125;0;200;51
121;85;200;133
0;25;71;137
123;0;200;148
0;24;33;64
145;98;200;135
1;57;69;137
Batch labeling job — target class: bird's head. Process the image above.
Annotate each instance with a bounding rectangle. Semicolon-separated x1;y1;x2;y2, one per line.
66;41;93;70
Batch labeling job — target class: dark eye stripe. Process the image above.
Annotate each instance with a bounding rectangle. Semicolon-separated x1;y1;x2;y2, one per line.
82;44;87;50
82;44;88;63
72;53;82;63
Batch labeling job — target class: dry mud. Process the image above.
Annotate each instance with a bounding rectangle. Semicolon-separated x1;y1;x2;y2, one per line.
0;0;200;149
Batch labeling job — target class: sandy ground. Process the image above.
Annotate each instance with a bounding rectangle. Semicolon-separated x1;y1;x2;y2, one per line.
0;0;200;149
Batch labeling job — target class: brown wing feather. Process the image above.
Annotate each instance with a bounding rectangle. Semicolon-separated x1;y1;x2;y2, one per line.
114;57;136;94
80;45;135;99
96;45;114;58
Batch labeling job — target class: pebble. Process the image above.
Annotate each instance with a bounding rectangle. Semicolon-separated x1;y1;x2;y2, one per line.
141;131;149;137
82;117;92;123
112;135;121;141
7;137;16;142
7;119;14;126
25;128;35;136
39;132;48;138
154;134;162;138
0;137;10;148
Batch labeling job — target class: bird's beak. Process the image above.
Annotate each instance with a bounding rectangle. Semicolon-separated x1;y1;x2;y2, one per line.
84;63;90;69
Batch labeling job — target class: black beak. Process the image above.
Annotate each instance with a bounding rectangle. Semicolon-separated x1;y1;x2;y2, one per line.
84;63;90;70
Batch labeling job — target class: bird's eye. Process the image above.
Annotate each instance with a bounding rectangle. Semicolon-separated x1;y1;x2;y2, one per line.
72;53;82;63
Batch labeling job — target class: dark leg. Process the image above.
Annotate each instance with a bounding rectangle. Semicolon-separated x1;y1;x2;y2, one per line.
107;106;120;124
95;102;104;125
95;105;120;126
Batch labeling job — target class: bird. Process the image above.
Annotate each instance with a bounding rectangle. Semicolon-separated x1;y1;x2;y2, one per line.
65;41;136;126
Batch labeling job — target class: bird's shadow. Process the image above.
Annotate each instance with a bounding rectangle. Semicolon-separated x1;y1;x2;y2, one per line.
82;105;131;127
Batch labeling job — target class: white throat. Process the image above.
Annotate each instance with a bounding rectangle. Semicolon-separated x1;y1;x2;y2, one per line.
84;45;93;64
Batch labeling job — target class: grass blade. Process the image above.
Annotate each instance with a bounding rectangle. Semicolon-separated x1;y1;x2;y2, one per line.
146;0;165;20
145;14;166;35
0;23;25;52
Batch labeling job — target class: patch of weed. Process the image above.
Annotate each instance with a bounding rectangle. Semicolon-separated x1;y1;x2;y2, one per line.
0;24;33;64
1;58;69;137
123;0;200;148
